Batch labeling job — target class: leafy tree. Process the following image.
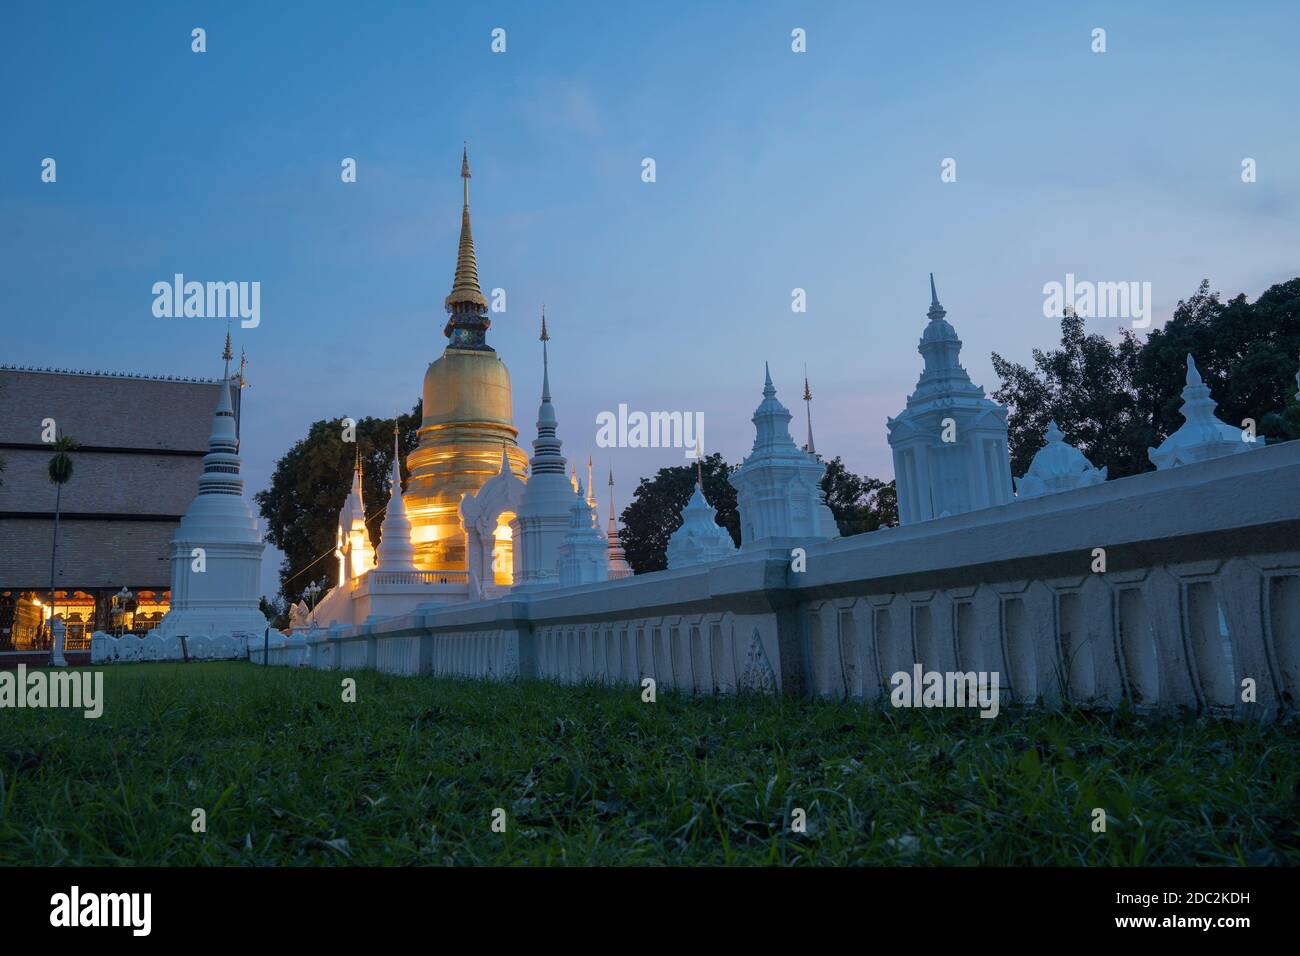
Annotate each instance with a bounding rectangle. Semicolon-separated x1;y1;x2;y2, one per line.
1139;278;1300;444
255;403;421;605
619;453;738;574
862;476;898;532
820;456;898;534
992;311;1151;479
259;595;288;630
991;278;1300;480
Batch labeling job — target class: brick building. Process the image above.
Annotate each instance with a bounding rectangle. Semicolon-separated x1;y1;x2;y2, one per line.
0;366;237;651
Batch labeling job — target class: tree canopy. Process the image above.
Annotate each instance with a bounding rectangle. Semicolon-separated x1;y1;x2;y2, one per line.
254;403;421;605
618;452;895;573
993;277;1300;479
619;453;739;574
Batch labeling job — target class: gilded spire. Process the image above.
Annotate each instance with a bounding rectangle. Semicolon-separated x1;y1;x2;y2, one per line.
221;323;233;380
443;144;490;343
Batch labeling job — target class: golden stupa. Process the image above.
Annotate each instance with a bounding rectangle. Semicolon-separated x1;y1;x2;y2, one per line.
403;148;529;571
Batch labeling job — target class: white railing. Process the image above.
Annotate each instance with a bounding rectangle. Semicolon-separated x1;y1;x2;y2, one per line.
276;440;1300;720
350;569;468;591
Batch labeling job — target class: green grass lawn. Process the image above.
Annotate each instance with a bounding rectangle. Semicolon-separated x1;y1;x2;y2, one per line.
1;662;1297;865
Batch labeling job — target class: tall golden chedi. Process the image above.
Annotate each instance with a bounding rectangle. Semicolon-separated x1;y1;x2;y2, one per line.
403;148;529;570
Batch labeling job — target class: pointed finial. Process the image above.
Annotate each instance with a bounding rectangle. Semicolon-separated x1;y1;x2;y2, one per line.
221;323;233;381
391;421;402;491
694;437;704;487
927;273;946;320
499;441;510;474
802;365;816;455
539;307;551;402
762;361;776;398
444;142;488;323
1045;420;1064;442
607;463;617;532
1186;353;1202;386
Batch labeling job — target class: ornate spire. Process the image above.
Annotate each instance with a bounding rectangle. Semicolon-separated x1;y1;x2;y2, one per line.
339;439;367;537
197;362;242;499
666;481;737;569
606;464;631;577
540;306;551;401
529;313;565;476
1149;354;1264;469
802;366;816;456
607;466;616;534
749;364;796;456
586;454;596;507
375;421;417;570
915;273;967;386
221;323;233;380
732;364;840;544
443;144;491;347
928;272;946;321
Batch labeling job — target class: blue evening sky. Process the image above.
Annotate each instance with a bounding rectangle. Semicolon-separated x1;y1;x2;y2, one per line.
3;2;1297;596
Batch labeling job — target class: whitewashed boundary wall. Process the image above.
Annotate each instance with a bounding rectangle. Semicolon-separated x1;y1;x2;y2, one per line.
260;441;1300;719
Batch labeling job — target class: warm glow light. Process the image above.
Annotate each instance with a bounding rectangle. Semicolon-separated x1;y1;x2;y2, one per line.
492;513;515;586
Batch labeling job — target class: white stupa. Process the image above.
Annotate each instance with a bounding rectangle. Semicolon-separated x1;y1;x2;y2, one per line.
1014;420;1107;498
887;275;1013;523
667;471;738;569
511;312;573;588
155;336;267;639
557;479;610;586
729;364;839;546
335;449;373;586
375;425;418;571
1148;354;1264;470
